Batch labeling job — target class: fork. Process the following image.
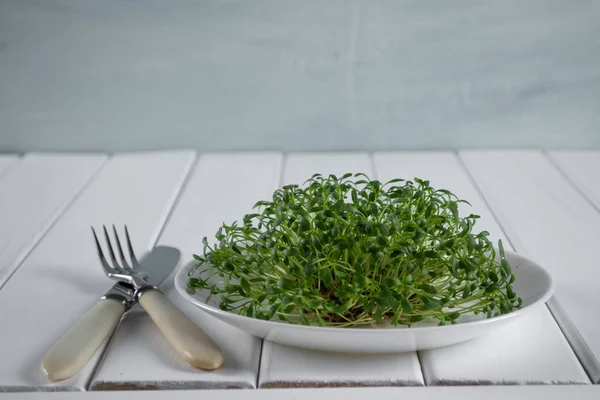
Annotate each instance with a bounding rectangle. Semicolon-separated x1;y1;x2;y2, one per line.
42;226;223;381
91;226;223;370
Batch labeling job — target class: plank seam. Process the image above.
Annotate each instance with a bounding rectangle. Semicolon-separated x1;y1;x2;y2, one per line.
456;150;596;384
534;152;599;384
541;151;600;382
0;154;110;292
148;152;200;250
542;151;600;215
453;151;519;253
82;314;127;392
546;297;599;384
255;340;266;389
256;152;287;389
416;352;429;386
84;151;199;391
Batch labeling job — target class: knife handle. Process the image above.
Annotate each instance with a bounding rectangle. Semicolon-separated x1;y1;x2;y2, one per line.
138;289;224;370
41;298;125;381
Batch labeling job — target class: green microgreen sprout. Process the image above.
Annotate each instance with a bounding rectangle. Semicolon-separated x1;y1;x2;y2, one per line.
188;173;521;327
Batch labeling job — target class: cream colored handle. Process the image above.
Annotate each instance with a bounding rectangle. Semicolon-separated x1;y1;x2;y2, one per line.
41;298;125;381
138;289;224;370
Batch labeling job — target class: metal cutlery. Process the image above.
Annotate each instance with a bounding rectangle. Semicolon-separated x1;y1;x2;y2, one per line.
41;225;224;382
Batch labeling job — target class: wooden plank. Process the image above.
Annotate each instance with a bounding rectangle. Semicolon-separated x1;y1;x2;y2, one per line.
459;150;600;383
258;152;424;388
373;152;589;385
3;386;600;400
0;154;19;177
0;150;195;392
90;152;283;390
547;151;600;211
259;344;423;388
0;153;106;288
281;153;373;185
541;151;600;381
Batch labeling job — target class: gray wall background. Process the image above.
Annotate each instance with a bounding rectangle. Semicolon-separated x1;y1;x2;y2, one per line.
1;0;599;152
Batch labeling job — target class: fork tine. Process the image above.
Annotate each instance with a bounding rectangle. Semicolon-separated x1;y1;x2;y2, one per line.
112;224;130;270
124;225;140;268
92;227;114;277
103;225;121;272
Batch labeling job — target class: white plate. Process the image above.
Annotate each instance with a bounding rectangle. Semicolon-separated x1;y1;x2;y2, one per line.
174;251;554;353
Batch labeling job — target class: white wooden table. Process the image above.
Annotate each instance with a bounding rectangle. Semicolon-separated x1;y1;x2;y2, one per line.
1;150;599;399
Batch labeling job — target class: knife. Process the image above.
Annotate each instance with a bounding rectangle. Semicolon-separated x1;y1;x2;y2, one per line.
41;245;181;382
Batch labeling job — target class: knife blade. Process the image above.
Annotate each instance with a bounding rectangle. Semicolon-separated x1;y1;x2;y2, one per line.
41;245;181;382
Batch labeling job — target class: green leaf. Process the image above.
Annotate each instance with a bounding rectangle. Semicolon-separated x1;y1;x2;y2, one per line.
467;235;475;253
354;275;367;288
374;307;383;323
424;204;435;218
410;315;424;323
421;296;442;310
462;283;472;298
334;269;347;279
450;255;459;278
375;236;389;247
283;304;296;314
299;310;309;325
306;299;321;309
485;283;500;293
341;204;359;214
304;261;315;275
400;297;412;314
498;239;506;259
253;200;270;208
245;303;254;317
501;259;512;275
420;284;438;294
506;285;516;300
386;178;405;185
423;250;441;259
449;202;459;219
319;268;331;287
383;277;401;287
363;300;374;314
278;278;297;290
268;304;279;318
315;312;326;326
240;277;251;295
446;312;461;320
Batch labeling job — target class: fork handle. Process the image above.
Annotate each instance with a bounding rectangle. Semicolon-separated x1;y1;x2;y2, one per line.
138;289;224;370
41;298;125;381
